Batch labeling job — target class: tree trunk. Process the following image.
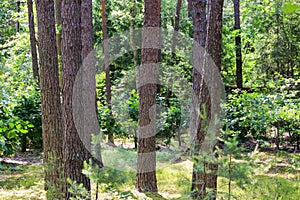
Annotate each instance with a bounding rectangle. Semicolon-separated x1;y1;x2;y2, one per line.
101;0;114;145
171;0;182;55
234;0;242;89
61;0;91;198
81;0;104;167
135;0;160;193
204;0;224;196
171;0;182;147
130;0;138;149
36;0;64;198
190;0;207;197
187;0;193;18
26;0;39;81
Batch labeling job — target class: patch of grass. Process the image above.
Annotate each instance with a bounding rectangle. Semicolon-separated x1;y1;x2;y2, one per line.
0;149;299;199
0;164;45;200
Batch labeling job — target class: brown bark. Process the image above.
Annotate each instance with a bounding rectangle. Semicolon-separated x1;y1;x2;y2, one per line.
36;0;64;198
61;0;91;198
187;0;193;18
101;0;114;145
81;0;104;167
26;0;39;81
234;0;242;89
204;0;224;195
190;0;208;197
171;0;182;55
130;0;138;149
135;0;160;193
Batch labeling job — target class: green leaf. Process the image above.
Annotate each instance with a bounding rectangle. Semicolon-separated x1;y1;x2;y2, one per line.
19;129;28;134
282;3;298;14
8;122;14;129
27;124;34;128
6;131;17;139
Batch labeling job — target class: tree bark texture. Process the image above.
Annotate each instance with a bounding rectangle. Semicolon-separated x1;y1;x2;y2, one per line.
81;0;103;167
190;0;208;197
135;0;161;193
234;0;242;89
203;0;224;196
26;0;39;81
61;0;91;198
36;0;64;198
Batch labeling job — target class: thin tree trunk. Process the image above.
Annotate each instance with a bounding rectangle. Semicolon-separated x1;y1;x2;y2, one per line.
135;0;160;193
61;0;91;198
101;0;114;145
36;0;64;198
234;0;242;89
27;0;39;81
171;0;182;55
187;0;193;18
130;0;138;149
171;0;182;147
190;0;207;197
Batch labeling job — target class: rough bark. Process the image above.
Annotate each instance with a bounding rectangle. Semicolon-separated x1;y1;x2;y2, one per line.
81;0;104;167
61;0;91;198
36;0;64;198
234;0;242;89
26;0;39;81
135;0;160;193
204;0;224;196
101;0;114;145
190;0;208;197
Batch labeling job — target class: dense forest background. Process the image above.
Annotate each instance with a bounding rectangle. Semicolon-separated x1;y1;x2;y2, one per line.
0;0;299;199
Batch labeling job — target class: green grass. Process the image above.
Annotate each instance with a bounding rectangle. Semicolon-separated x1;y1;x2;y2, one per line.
0;148;299;199
0;164;45;200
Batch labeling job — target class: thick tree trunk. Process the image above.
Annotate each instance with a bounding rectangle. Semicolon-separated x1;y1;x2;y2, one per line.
81;0;104;167
61;0;91;198
190;0;207;197
101;0;114;145
204;0;224;196
135;0;160;193
26;0;39;81
234;0;242;89
36;0;64;198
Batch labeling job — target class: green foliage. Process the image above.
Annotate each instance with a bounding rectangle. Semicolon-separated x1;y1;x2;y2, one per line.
0;23;42;155
224;78;300;146
67;178;91;200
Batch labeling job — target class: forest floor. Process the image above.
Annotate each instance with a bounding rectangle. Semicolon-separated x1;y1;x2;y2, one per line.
0;146;299;200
